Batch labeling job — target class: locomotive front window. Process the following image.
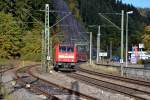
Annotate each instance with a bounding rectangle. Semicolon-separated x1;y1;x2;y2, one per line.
59;46;74;52
59;46;66;52
67;47;74;52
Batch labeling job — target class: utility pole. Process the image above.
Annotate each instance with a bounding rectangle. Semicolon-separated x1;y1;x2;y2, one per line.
121;10;124;76
44;4;50;72
22;4;72;73
98;11;125;76
97;25;101;64
125;12;129;67
42;30;45;72
110;41;112;61
41;7;71;72
126;11;133;67
90;32;92;64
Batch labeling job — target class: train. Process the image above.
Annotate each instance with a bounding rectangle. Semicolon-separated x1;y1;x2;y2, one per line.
53;43;88;71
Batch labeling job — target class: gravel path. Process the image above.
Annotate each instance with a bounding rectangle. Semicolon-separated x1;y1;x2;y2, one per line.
32;66;133;100
1;67;43;100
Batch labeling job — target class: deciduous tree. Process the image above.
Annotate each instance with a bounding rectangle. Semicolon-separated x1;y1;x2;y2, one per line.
0;12;22;59
142;26;150;51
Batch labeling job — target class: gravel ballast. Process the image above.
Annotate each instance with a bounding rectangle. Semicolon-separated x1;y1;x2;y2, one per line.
32;66;133;100
1;67;43;100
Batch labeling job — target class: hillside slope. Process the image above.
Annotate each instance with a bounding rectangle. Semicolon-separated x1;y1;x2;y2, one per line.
53;0;89;43
138;8;150;24
65;0;147;51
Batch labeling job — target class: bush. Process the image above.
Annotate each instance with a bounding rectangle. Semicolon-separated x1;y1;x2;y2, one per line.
137;59;143;64
141;59;150;64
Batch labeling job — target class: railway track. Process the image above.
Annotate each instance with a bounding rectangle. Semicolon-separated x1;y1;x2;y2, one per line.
0;67;14;73
15;65;98;100
68;72;150;100
16;65;59;99
0;64;15;73
77;67;150;88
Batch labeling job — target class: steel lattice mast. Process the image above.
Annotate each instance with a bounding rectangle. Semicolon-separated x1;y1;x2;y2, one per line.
43;4;50;72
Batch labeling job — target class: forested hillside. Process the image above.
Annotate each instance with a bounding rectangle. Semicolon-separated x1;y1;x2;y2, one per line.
0;0;55;60
66;0;150;54
139;8;150;24
0;0;149;60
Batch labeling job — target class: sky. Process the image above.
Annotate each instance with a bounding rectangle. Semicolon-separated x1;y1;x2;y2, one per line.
122;0;150;8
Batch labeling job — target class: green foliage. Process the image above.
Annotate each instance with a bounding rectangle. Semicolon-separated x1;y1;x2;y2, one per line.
138;8;150;24
0;12;22;59
75;0;147;55
21;23;42;61
142;26;150;51
65;0;82;21
0;0;55;27
0;0;31;24
130;31;142;45
0;0;149;61
0;0;55;61
142;59;150;64
137;59;143;64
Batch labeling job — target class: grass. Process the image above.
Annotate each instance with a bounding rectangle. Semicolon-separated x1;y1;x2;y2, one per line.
0;59;40;67
15;60;40;73
0;59;40;73
80;62;120;75
0;59;9;65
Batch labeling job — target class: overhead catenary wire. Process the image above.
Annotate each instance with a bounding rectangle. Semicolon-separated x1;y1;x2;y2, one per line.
98;13;121;30
21;8;44;27
49;12;71;29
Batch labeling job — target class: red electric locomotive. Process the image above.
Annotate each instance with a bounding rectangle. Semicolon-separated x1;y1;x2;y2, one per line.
53;43;77;71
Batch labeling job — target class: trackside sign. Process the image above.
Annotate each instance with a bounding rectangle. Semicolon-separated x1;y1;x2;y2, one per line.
99;52;107;57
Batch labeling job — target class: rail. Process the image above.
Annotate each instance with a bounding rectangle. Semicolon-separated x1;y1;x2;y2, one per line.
15;64;97;100
68;72;150;100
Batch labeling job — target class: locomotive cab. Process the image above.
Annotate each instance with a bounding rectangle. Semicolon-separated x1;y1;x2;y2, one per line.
54;43;76;71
